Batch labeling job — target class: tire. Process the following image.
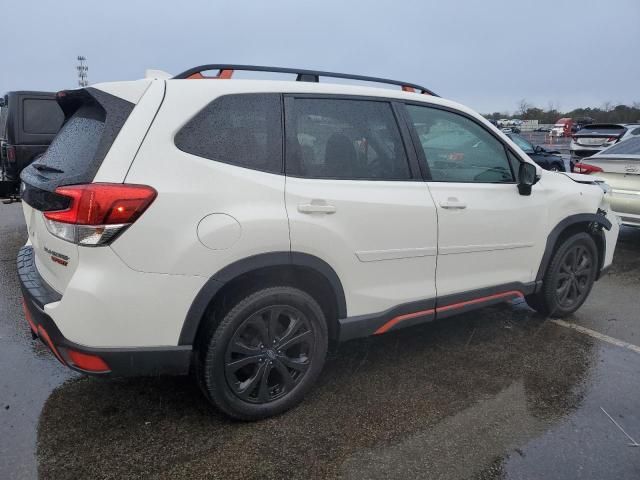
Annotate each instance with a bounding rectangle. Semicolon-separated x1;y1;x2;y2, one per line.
196;286;328;420
526;232;598;318
549;163;562;172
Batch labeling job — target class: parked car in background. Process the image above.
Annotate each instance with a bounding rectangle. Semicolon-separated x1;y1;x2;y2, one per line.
570;123;640;160
0;91;64;197
574;136;640;227
506;133;567;171
551;118;574;137
501;126;521;134
534;126;552;132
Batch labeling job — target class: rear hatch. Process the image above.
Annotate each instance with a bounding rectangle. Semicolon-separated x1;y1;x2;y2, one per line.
20;87;135;294
573;124;626;147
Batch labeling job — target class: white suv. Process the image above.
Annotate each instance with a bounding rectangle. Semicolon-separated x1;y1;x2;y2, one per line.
18;65;619;420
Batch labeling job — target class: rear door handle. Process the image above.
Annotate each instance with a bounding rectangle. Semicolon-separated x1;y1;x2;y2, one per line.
439;199;467;209
297;201;337;214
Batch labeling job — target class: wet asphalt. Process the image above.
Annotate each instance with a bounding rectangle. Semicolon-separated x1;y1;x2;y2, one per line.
1;202;639;479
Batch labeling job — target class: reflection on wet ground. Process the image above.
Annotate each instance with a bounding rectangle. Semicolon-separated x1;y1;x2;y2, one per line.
1;203;639;479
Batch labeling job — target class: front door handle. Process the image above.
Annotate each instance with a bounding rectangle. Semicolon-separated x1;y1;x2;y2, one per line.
298;201;337;214
439;198;467;209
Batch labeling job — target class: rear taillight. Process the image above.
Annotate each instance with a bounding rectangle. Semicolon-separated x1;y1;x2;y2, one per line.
43;183;156;246
574;163;603;174
606;136;618;142
6;145;16;163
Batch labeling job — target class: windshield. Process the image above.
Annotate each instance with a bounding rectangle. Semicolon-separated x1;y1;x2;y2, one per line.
508;134;534;153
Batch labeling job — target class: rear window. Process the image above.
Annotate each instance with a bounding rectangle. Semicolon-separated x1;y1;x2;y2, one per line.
22;98;64;134
175;93;283;174
20;88;134;192
599;137;640;156
36;105;104;173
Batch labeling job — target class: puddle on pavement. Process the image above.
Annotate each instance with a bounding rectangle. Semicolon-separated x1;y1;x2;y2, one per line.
36;306;598;479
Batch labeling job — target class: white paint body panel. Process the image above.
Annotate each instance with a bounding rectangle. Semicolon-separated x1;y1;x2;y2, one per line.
24;78;619;348
286;178;438;316
44;247;207;347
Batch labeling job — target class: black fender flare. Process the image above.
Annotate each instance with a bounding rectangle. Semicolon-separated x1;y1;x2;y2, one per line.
178;252;347;345
535;213;612;282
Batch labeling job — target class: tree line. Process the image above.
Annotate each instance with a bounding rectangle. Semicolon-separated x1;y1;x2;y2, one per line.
484;100;640;125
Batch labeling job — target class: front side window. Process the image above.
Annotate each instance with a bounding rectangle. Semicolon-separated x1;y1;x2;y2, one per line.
175;93;282;174
406;105;514;183
287;98;410;180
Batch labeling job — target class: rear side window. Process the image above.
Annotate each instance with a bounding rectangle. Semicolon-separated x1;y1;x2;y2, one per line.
22;99;64;134
175;94;283;174
286;98;410;180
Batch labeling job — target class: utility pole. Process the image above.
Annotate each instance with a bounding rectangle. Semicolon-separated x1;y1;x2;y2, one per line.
76;56;89;87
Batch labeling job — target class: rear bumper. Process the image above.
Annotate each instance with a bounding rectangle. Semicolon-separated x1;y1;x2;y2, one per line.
18;245;192;377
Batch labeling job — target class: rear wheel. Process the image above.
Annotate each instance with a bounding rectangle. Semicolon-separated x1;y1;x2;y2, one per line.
196;286;328;420
526;232;598;317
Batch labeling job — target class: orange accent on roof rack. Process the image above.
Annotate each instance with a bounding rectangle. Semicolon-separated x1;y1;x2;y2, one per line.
402;86;415;93
186;69;235;80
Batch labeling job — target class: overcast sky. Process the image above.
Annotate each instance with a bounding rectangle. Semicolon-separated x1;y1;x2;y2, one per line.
2;0;639;113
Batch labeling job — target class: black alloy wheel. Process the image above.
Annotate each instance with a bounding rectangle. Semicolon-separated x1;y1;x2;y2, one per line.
197;286;328;420
525;232;598;318
224;305;314;403
554;243;595;309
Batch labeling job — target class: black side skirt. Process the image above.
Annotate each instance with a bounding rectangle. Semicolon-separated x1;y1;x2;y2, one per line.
338;281;538;341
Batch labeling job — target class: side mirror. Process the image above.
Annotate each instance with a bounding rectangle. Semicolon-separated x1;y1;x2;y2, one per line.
518;162;538;196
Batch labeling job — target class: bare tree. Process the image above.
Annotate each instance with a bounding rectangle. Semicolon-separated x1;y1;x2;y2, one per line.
517;99;531;117
602;101;613;112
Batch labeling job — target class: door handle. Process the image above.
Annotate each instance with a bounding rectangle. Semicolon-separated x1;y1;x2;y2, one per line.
297;201;337;214
439;199;467;209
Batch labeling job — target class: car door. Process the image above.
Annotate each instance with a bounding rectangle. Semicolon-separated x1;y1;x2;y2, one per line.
284;95;438;318
403;103;547;301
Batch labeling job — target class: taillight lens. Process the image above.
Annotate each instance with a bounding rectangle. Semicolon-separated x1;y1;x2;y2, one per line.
43;183;156;246
606;136;618;143
574;163;603;174
7;145;16;163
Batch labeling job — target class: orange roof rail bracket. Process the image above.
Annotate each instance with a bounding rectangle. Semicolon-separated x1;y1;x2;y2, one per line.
186;69;235;80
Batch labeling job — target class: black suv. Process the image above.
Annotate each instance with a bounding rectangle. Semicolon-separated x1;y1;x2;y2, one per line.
0;91;64;196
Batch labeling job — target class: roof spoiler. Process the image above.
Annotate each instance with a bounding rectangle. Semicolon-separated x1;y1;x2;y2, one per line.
145;69;172;80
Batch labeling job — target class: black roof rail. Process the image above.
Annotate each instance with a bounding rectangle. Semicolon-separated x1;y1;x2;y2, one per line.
172;64;439;97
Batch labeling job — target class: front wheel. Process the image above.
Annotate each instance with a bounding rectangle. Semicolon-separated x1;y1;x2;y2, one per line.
526;232;598;317
196;286;328;420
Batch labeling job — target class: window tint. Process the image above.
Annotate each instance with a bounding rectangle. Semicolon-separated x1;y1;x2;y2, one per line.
175;94;282;174
22;99;64;134
33;105;104;173
407;105;514;183
287;98;410;180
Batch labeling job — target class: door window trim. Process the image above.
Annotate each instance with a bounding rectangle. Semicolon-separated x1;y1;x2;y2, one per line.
399;101;527;184
283;93;423;181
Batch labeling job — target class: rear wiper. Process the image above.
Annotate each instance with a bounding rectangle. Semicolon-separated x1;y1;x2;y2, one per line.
33;164;64;174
